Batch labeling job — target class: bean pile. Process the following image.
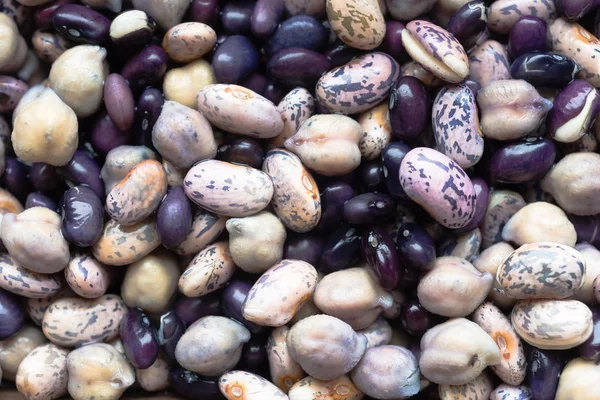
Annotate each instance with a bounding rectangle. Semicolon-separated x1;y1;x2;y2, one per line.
1;0;600;399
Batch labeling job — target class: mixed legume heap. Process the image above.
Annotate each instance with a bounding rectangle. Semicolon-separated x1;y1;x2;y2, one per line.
0;0;600;399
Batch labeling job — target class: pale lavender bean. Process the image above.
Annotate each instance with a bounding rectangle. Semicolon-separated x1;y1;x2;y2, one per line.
104;73;135;131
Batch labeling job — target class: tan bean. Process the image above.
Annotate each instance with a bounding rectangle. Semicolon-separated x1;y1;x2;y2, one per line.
288;375;363;400
163;60;216;108
16;343;68;400
0;325;47;382
358;102;392;160
100;145;157;194
0;254;62;298
162;22;216;63
555;358;600;400
0;188;22;215
472;242;517;310
136;353;170;392
174;208;227;255
219;370;288;400
573;243;600;304
179;241;235;297
64;254;111;299
267;326;305;393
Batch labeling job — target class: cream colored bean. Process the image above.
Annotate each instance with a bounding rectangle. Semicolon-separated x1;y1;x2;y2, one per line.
314;267;394;330
65;254;111;299
179;241;235;297
267;326;305;393
174;208;227;255
219;370;288;400
243;259;318;327
0;14;27;73
16;343;68;400
472;242;517;310
417;256;493;317
288;375;362;400
226;211;286;274
163;60;216;108
381;289;405;319
0;325;47;382
136;353;170;392
573;243;600;304
358;317;393;349
488;0;556;34
162;22;216;63
555;358;600;400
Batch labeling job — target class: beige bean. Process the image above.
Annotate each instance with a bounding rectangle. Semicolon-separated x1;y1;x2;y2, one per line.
263;149;321;232
0;325;47;382
438;371;493;400
67;343;135;400
136;353;170;392
287;296;321;325
163;60;216;108
0;254;62;298
226;211;286;274
555;358;600;400
162;22;216;63
417;256;493;317
12;84;44;125
16;343;68;400
268;87;314;150
314;267;393;330
381;289;405;319
92;217;161;266
100;145;157;194
287;314;367;380
179;241;235;297
326;0;386;50
11;87;78;166
243;259;318;327
572;243;600;304
64;254;111;299
174;208;227;255
163;159;185;187
358;102;392;160
175;316;250;376
511;299;593;350
419;318;502;385
285;114;362;176
267;326;305;393
131;0;189;31
1;207;70;274
121;250;179;315
358;317;393;349
0;14;27;73
472;242;517;310
219;370;288;400
0;188;22;215
473;302;526;386
49;45;109;118
288;375;363;400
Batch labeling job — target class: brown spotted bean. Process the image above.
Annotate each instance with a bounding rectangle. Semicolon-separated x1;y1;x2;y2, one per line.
481;190;526;249
400;147;476;229
419;318;502;385
0;254;61;298
162;22;216;63
268;87;314;150
219;370;288;400
511;299;593;350
64;254;111;299
15;343;68;400
358;103;392;161
100;145;157;194
267;326;305;393
175;316;250;376
326;0;386;50
179;241;235;298
184;159;274;218
243;259;318;327
42;294;127;347
314;267;394;330
468;40;512;88
438;228;482;261
438;372;494;400
473;242;517;310
174;208;227;255
197;84;284;139
288;375;363;400
473;302;526;386
25;286;77;327
488;0;556;34
0;325;47;382
316;52;400;115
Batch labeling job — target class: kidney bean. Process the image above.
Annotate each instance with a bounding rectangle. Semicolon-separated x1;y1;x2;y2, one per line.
29;163;61;193
556;0;597;22
121;45;168;92
343;193;396;225
0;76;27;113
60;150;104;199
389;76;430;142
250;0;283;38
109;10;156;48
120;307;159;369
220;281;264;335
174;293;221;328
511;53;581;89
156;186;193;249
267;48;332;89
577;306;600;362
25;192;57;211
64;253;111;299
282;234;323;268
220;0;253;34
60;185;104;247
319;224;362;273
264;15;327;56
170;366;223;400
380;142;411;202
526;347;565;400
378;20;407;62
103;73;135;132
157;310;185;363
447;1;488;50
396;222;436;271
508;16;549;59
490;138;557;184
90;112;131;156
52;4;110;45
212;35;259;84
361;226;403;290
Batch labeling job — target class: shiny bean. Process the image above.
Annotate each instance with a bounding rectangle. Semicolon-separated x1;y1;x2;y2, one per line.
134;88;164;147
157;310;185;363
490;138;557;184
396;222;436;271
156;186;193;249
61;186;103;247
52;4;110;45
447;1;488;51
381;141;411;202
526;347;564;400
212;35;259;84
221;0;253;34
103;73;134;132
379;20;407;62
361;226;403;290
0;289;23;340
319;224;362;273
389;76;430;141
556;0;596;21
265;15;327;56
221;281;264;335
119;307;159;369
511;52;581;89
64;253;110;299
60;150;104;199
577;306;600;362
488;0;556;34
90;111;130;155
343;192;396;225
251;0;284;38
109;10;155;48
170;366;222;400
25;192;57;211
267;48;332;89
508;16;549;59
121;45;168;92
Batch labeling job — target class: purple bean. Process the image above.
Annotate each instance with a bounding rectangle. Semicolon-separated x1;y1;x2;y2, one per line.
381;142;412;203
170;366;223;400
221;280;265;335
361;225;403;290
316;182;355;232
490;137;557;183
577;306;600;362
189;0;220;26
121;45;168;92
157;310;186;363
212;35;259;84
34;0;75;30
357;160;386;193
240;72;268;94
217;138;264;169
261;79;286;105
0;288;24;340
324;41;365;67
221;0;254;35
60;185;104;247
104;73;135;132
343;192;396;225
396;222;436;271
175;293;222;327
1;157;31;203
556;0;597;21
251;0;284;39
26;192;58;211
267;48;332;89
400;297;434;336
378;21;407;62
510;52;581;88
239;337;268;370
91;111;131;155
447;1;488;50
568;214;600;248
527;347;566;400
52;4;110;45
134;87;164;149
29;163;62;193
60;150;105;199
264;15;328;56
119;307;159;369
319;224;362;274
0;76;27;113
508;16;548;59
283;233;325;266
157;186;193;249
389;76;430;141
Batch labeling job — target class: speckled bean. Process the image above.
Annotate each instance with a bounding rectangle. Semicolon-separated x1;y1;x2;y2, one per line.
473;302;526;386
438;228;482;261
184;159;274;217
268;87;314;150
481;190;526;249
488;0;556;34
25;286;76;327
100;145;157;194
267;326;305;393
316;52;400;115
219;370;288;400
0;75;27;113
64;254;110;299
288;375;362;400
179;241;235;297
92;217;161;266
174;208;227;256
490;384;532;400
400;147;476;229
109;10;154;47
42;294;126;347
175;316;250;376
511;299;593;350
16;343;68;400
573;243;600;304
438;372;493;400
0;325;47;382
357;103;392;160
61;185;104;247
326;0;386;50
162;22;216;63
136;353;170;392
0;254;61;298
469;40;511;89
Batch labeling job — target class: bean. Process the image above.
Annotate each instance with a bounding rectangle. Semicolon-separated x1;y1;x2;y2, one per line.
439;372;494;400
389;76;430;142
52;4;110;45
0;289;23;340
555;358;600;400
387;0;437;20
109;10;155;48
577;306;600;362
488;0;556;34
90;111;130;155
490;384;532;400
64;253;110;299
447;1;488;51
481;190;526;249
25;192;57;211
179;241;236;297
134;88;164;147
103;73;134;132
572;243;600;304
268;87;314;150
131;0;189;32
379;20;407;62
251;0;284;38
219;370;288;400
221;281;265;335
29;163;61;193
361;225;403;290
265;15;327;56
156;186;193;249
289;375;361;399
319;224;362;273
60;186;103;247
174;208;227;256
157;310;185;363
527;346;564;400
170;366;222;400
326;0;385;50
119;307;159;369
121;45;168;92
162;22;216;63
136;353;170;392
100;145;157;194
267;48;332;89
343;192;396;225
220;0;253;34
510;52;581;89
508;16;549;59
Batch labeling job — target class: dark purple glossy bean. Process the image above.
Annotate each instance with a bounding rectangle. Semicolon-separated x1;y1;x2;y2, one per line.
251;0;284;38
447;1;488;50
577;306;600;362
91;111;131;155
357;160;385;193
29;163;61;193
489;137;556;184
319;224;362;274
170;366;223;400
104;73;135;132
212;35;259;84
121;45;168;92
283;234;325;266
389;77;429;141
221;0;254;34
381;142;412;202
547;79;600;142
400;297;434;336
61;185;104;247
60;150;105;199
34;0;75;30
361;226;403;290
454;178;489;235
264;15;328;56
119;307;159;369
569;214;600;248
1;157;30;203
175;293;222;327
556;0;596;21
240;72;267;94
52;4;110;45
157;186;193;249
221;280;265;335
239;337;267;370
157;310;185;363
26;192;58;211
0;288;24;340
134;87;164;149
262;79;285;104
396;222;436;271
316;182;355;232
190;0;220;26
508;16;549;59
343;193;396;225
217;138;264;169
526;347;565;400
324;42;364;67
208;33;229;60
267;47;332;89
378;21;407;63
510;52;581;88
